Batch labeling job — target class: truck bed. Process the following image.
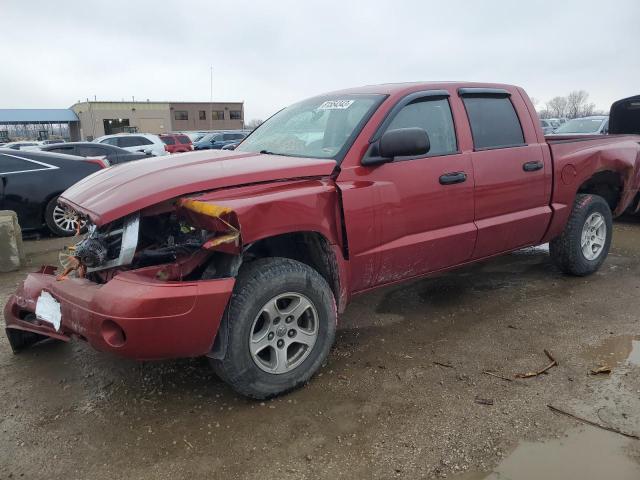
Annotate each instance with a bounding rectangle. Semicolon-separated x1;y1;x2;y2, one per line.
540;133;640;243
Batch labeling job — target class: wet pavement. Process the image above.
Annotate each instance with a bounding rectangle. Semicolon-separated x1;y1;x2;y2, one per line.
1;218;639;479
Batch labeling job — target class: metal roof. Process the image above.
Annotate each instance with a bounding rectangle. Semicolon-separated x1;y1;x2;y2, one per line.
0;109;79;123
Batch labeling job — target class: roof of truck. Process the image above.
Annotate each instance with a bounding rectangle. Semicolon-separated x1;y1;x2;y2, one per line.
325;81;518;96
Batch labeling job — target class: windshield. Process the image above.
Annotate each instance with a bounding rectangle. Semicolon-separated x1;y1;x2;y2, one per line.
555;118;606;134
236;94;384;159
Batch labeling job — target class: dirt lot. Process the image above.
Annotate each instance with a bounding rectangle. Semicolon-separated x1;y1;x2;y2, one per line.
1;220;640;480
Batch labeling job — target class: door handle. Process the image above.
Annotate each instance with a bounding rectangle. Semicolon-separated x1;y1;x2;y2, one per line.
523;161;543;172
439;172;467;185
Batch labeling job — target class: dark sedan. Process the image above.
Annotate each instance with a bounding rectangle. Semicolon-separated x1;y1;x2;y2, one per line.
193;131;247;150
39;142;149;165
0;149;106;236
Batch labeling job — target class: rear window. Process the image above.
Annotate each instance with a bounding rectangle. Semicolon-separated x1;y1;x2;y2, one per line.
176;135;191;144
462;96;525;150
161;136;176;145
118;136;153;147
77;146;107;156
48;146;75;154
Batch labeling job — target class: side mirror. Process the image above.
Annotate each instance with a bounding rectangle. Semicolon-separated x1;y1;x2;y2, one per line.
143;147;153;155
380;127;430;158
362;127;430;166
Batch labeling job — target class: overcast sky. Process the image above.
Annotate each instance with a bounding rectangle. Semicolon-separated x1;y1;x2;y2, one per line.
2;0;638;120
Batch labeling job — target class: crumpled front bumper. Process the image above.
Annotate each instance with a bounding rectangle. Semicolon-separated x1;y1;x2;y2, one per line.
4;266;235;360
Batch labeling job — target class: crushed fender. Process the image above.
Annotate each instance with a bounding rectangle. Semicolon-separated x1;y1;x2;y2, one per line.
176;198;242;253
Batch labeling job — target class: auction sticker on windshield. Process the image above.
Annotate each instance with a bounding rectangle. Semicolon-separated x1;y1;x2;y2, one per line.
318;100;354;110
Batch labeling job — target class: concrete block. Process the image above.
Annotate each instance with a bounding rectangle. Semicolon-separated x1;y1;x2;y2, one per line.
0;210;24;272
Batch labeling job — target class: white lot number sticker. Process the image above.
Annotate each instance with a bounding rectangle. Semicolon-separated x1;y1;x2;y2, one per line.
318;100;354;110
35;291;62;331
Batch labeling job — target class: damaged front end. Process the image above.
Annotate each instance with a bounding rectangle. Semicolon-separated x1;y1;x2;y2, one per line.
5;197;244;360
59;197;243;283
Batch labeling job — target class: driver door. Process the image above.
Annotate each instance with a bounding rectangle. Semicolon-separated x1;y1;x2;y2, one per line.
337;93;476;292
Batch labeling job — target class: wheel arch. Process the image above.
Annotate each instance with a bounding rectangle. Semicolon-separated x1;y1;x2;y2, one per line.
576;170;624;214
208;230;348;361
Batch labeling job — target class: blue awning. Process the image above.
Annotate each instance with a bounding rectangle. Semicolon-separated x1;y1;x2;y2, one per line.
0;109;78;123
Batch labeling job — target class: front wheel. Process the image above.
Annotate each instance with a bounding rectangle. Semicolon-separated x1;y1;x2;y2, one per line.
550;193;613;276
210;258;336;399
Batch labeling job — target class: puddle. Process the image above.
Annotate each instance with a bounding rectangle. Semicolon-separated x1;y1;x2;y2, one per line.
456;427;640;480
583;335;640;369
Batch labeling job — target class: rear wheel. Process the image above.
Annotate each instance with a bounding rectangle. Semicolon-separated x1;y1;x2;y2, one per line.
210;258;336;399
550;194;612;276
44;196;86;237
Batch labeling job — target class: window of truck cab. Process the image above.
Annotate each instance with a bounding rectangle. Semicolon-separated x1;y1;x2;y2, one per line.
381;95;458;160
235;94;386;161
363;90;459;163
460;92;526;150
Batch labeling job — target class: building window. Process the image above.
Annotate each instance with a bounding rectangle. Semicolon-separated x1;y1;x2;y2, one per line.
199;110;206;120
230;110;242;120
174;110;188;121
212;110;225;120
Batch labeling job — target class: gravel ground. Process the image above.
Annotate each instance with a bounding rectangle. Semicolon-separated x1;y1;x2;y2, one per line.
1;219;640;479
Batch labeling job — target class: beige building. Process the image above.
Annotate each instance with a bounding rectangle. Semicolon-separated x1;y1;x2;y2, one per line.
170;102;244;132
71;100;244;140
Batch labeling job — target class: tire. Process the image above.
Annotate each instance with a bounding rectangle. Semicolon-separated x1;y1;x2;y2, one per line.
210;257;336;399
44;196;85;237
550;193;613;276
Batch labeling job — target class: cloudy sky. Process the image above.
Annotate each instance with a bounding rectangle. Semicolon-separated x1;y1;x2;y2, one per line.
1;0;638;121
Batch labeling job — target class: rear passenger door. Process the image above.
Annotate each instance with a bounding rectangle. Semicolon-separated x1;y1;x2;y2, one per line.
459;89;552;258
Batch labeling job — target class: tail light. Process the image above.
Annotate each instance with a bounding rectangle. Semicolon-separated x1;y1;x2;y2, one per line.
84;156;110;169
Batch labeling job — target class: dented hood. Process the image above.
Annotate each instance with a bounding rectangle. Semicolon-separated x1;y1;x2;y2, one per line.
60;149;336;226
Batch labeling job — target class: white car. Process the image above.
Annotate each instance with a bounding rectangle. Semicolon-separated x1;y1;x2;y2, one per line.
93;133;168;156
1;141;44;150
550;116;609;136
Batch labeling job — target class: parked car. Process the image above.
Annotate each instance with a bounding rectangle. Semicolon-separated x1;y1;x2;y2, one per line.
551;116;609;135
41;139;66;145
221;141;241;150
180;131;208;143
38;142;149;165
0;149;107;236
93;133;168;156
539;119;556;134
6;82;640;399
2;141;42;150
159;133;193;154
193;131;247;150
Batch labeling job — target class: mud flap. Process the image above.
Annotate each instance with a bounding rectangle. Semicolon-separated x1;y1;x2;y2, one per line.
207;306;230;360
5;328;50;354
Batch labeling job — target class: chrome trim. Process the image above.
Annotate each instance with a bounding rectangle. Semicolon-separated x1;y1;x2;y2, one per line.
87;213;140;272
0;152;60;175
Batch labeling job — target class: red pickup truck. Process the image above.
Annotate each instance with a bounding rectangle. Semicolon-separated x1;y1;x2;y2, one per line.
5;83;640;398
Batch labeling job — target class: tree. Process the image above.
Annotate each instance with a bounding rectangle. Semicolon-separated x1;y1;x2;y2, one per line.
546;96;568;118
566;90;590;119
246;119;263;130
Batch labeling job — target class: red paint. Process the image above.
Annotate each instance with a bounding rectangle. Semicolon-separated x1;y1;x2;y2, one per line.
6;82;640;361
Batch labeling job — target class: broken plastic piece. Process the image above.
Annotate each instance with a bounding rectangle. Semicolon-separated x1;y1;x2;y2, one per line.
178;199;232;218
